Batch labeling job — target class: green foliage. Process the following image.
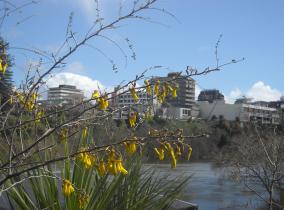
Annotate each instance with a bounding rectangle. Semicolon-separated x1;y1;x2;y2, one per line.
0;37;14;108
6;155;189;210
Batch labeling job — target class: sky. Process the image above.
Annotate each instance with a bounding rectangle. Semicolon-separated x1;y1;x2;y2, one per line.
1;0;284;102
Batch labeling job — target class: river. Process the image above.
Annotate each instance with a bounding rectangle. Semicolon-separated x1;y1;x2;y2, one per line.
146;162;264;210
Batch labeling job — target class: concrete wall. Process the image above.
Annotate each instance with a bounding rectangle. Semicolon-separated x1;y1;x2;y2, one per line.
197;101;242;121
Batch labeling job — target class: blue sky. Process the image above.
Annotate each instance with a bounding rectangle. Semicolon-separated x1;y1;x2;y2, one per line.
1;0;284;102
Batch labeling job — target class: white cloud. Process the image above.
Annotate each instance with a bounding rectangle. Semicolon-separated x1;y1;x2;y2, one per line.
195;85;201;100
225;81;283;103
46;72;104;99
225;88;242;104
246;81;282;102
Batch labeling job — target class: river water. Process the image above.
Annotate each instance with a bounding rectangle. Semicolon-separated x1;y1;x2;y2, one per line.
146;162;264;210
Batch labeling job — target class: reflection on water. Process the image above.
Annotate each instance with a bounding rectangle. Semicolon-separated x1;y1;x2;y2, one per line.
144;163;263;210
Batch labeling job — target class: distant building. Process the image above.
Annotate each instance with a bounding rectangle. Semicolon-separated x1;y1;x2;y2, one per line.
47;85;84;106
151;72;196;120
198;100;280;125
110;86;154;119
198;89;224;103
235;97;253;104
152;72;195;109
111;86;152;108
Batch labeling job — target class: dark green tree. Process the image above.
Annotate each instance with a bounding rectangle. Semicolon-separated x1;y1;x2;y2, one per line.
0;37;14;108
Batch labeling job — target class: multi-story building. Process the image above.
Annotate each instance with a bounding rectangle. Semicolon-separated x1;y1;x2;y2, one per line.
110;86;154;119
151;72;196;120
198;89;225;103
47;85;84;106
198;100;280;125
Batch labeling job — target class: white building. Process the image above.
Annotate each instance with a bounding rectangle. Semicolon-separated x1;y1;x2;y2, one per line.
198;101;280;125
47;85;84;106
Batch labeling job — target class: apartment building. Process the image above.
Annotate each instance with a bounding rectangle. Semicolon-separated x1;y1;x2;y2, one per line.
198;100;280;125
47;85;84;106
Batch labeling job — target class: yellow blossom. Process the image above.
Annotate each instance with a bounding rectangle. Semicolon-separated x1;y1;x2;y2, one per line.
175;145;182;158
130;87;139;102
116;159;128;175
124;141;137;155
154;80;160;96
187;146;193;161
165;143;177;169
172;87;177;98
79;152;94;169
170;151;177;169
62;179;75;197
153;147;165;160
78;193;89;209
0;59;7;75
92;90;100;100
96;160;106;177
144;80;151;94
98;97;109;110
35;109;44;123
157;88;167;103
107;160;118;175
25;100;35;112
128;112;137;128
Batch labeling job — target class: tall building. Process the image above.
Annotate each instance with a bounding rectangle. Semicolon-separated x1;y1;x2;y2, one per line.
110;86;154;119
47;85;84;106
198;89;225;103
151;72;196;120
151;72;195;108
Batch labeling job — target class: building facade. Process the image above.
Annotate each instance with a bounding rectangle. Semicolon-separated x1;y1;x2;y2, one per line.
198;89;225;103
151;72;196;120
198;100;280;125
47;85;84;106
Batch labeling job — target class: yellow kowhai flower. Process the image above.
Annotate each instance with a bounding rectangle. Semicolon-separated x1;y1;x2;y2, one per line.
116;159;128;175
170;150;177;169
166;83;173;92
175;145;182;158
78;193;89;209
98;97;109;110
31;92;37;102
0;59;8;75
164;143;177;169
16;92;25;103
124;141;137;155
107;160;118;175
154;80;160;96
92;90;100;100
62;179;75;197
108;148;116;161
35;109;44;123
171;87;177;98
59;128;68;141
128;112;137;128
25;100;35;112
130;87;139;102
96;160;106;177
144;80;151;94
153;147;165;160
187;146;193;161
78;152;94;169
157;89;167;104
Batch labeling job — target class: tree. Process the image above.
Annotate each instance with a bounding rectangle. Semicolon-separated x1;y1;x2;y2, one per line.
0;0;242;209
226;127;284;209
0;37;13;108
